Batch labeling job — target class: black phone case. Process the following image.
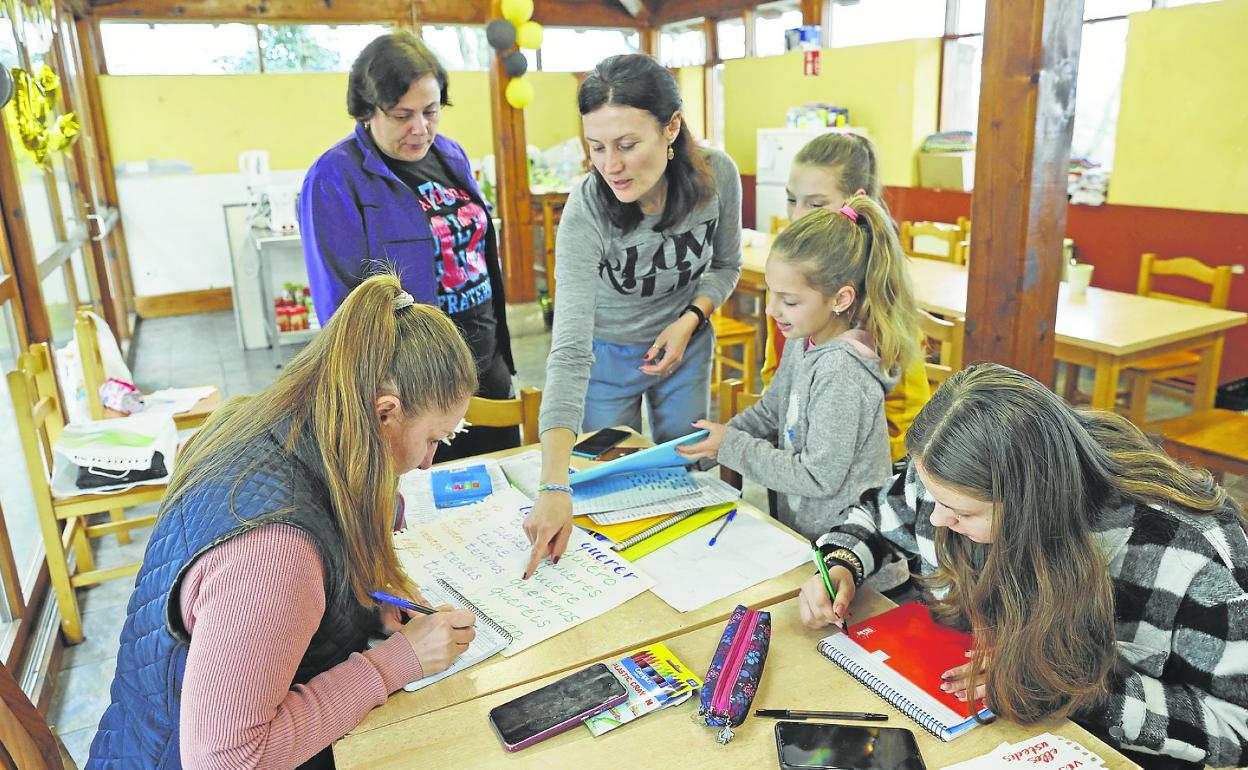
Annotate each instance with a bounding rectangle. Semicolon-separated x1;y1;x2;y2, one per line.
774;721;927;770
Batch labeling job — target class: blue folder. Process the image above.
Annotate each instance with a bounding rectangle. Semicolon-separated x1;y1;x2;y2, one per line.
568;429;709;488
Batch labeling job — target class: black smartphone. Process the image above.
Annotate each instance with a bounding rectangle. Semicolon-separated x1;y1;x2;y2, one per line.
775;721;927;770
488;663;628;751
571;428;630;459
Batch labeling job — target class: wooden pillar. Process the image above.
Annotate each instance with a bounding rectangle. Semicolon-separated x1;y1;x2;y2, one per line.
962;0;1084;385
640;26;659;57
803;0;823;27
488;0;536;303
702;17;717;144
742;9;756;58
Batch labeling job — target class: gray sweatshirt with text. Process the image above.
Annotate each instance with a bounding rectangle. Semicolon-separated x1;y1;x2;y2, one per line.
717;332;899;540
539;149;743;435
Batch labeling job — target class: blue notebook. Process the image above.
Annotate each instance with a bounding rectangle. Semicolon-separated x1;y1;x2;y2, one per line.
568;430;708;488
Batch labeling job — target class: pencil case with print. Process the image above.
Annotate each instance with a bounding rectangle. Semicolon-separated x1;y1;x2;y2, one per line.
697;604;771;744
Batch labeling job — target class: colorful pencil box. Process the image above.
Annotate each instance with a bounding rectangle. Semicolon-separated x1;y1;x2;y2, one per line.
697;604;771;744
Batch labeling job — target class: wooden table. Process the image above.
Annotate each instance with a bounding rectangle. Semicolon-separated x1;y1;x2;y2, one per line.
337;437;812;748
740;238;1247;411
334;595;1139;769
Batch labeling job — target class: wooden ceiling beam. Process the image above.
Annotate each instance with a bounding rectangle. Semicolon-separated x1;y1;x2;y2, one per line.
88;0;645;26
652;0;756;24
531;0;645;27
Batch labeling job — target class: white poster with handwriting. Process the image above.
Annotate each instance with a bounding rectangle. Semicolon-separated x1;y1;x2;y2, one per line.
394;494;653;656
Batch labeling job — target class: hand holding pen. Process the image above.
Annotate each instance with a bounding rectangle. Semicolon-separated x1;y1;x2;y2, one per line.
373;591;478;676
798;551;856;632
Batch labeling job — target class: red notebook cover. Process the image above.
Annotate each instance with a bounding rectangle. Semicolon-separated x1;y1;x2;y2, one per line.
844;602;981;718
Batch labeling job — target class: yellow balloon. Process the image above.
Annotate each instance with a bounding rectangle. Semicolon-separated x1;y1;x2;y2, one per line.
505;77;534;110
500;0;534;25
516;20;544;50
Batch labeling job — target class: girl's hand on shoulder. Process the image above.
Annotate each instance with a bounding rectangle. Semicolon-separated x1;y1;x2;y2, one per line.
798;566;856;630
940;651;991;704
379;587;430;634
640;313;699;376
675;419;726;461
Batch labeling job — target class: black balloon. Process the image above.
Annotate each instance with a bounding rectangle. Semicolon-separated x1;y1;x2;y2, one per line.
503;51;529;78
486;19;516;51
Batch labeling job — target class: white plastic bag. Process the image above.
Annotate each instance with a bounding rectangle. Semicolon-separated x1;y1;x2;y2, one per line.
50;413;177;495
56;310;135;425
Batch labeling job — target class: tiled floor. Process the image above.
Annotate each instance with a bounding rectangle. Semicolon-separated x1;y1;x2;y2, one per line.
45;310;1246;767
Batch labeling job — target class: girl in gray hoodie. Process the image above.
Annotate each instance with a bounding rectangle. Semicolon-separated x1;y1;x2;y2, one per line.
678;198;920;539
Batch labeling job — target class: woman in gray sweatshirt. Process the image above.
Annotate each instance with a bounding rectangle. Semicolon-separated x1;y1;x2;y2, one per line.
678;199;920;540
522;54;742;577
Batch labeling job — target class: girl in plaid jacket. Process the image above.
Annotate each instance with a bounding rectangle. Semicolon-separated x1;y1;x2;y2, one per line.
801;363;1248;770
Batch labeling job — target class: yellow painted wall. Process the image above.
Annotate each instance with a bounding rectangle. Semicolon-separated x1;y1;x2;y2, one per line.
99;69;582;173
1110;0;1248;214
677;66;706;141
722;39;941;185
524;71;583;150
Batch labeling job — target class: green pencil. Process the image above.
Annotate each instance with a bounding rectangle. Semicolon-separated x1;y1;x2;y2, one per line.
812;547;847;632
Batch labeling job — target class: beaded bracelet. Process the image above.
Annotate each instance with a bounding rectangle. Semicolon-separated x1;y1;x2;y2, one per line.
823;548;865;586
537;483;573;495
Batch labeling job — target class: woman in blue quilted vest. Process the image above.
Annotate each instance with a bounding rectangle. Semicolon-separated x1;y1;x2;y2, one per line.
89;275;478;769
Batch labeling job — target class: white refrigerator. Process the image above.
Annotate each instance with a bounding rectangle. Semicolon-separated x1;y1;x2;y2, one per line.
755;127;870;231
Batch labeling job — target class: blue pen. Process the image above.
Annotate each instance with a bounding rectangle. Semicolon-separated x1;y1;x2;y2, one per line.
370;591;437;616
707;510;738;546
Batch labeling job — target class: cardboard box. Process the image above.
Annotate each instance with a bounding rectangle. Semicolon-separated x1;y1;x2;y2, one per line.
918;151;975;191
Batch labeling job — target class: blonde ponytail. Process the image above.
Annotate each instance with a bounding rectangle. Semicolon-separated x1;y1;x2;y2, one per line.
770;197;919;372
165;274;478;605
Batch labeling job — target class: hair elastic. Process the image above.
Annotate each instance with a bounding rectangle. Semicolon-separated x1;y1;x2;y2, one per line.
838;204;858;222
393;291;415;311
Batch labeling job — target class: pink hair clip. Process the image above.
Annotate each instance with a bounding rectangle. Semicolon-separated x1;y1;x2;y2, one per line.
838;204;858;222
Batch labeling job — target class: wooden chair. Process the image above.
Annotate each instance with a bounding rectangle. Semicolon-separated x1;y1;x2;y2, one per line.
75;307;221;431
955;216;971;239
1062;253;1234;423
711;313;758;396
533;193;567;301
465;387;542;445
769;216;789;235
917;309;965;390
717;378;761;488
899;221;965;264
0;662;76;769
1147;409;1248;485
8;343;163;644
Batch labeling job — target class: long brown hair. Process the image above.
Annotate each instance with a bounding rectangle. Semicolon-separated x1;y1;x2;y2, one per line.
165;274;477;605
904;363;1241;723
770;197;919;372
577;53;713;234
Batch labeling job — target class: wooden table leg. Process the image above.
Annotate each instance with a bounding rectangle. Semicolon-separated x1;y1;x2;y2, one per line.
742;337;756;395
1089;354;1122;411
1192;334;1225;412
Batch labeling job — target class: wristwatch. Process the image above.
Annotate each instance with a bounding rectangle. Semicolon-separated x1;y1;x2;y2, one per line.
683;303;709;334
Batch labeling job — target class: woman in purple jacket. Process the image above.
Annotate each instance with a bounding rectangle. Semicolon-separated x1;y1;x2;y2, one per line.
299;31;516;460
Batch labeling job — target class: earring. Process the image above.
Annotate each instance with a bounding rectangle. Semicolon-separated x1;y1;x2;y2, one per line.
667;144;675;161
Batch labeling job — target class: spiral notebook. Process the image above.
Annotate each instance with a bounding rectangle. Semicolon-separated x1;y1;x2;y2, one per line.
400;578;512;692
816;602;993;741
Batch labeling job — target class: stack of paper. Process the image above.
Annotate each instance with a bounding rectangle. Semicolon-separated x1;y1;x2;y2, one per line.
941;733;1106;770
585;472;741;525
